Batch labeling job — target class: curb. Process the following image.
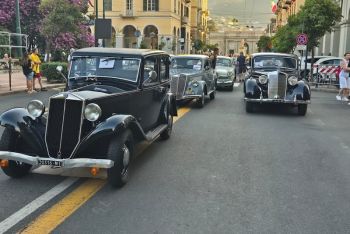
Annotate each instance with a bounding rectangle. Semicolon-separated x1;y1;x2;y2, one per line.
0;84;65;97
310;87;338;93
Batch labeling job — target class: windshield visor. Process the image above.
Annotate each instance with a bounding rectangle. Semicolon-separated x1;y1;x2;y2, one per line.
69;57;140;82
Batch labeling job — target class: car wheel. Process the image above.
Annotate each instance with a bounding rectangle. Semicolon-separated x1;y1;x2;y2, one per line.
0;128;32;178
298;104;307;116
107;129;134;188
246;102;254;113
160;102;173;140
209;90;215;100
197;92;205;108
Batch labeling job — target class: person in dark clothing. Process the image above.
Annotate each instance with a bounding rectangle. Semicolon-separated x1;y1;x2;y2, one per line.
21;51;34;94
237;52;246;82
210;47;219;70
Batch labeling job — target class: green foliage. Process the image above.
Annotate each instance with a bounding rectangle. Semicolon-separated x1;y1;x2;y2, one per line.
272;0;342;52
139;40;148;49
207;19;217;32
41;62;68;83
257;36;272;52
193;39;204;51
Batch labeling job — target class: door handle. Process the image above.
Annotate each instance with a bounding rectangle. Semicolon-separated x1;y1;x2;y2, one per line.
158;87;166;93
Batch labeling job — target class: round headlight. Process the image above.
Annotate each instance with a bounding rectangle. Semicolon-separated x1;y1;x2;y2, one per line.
227;72;233;76
27;100;45;118
84;103;102;122
258;75;268;84
192;81;199;87
288;76;298;86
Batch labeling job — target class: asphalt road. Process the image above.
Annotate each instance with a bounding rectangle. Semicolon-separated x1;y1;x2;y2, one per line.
1;86;350;233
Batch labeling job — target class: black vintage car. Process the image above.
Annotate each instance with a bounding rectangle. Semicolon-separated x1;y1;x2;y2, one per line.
244;53;311;115
170;55;216;107
0;48;177;188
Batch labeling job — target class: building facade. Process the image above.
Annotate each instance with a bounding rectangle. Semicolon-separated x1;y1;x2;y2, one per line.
276;0;305;27
190;0;209;44
316;0;350;57
89;0;193;54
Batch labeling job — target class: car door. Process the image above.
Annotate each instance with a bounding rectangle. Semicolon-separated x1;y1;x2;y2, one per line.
140;55;164;131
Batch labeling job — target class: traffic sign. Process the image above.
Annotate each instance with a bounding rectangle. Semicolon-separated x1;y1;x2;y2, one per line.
296;34;308;45
296;45;307;51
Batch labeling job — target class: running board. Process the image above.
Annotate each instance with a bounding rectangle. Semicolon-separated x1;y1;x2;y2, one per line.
145;124;168;141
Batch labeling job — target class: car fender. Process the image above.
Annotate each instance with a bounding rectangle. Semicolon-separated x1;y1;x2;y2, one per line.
195;80;206;95
168;93;178;116
245;78;261;99
289;81;311;100
0;108;47;155
76;115;146;155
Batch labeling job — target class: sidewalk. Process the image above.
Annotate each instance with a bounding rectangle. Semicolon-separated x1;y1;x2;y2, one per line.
0;70;65;96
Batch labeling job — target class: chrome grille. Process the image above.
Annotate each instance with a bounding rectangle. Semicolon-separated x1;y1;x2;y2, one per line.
171;74;187;99
46;97;83;158
268;72;287;99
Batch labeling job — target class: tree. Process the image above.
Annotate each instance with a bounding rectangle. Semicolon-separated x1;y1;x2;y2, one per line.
257;35;272;52
207;19;217;32
40;0;94;59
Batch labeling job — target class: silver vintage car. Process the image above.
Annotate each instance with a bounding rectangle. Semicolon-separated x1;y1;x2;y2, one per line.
170;55;216;107
215;56;236;91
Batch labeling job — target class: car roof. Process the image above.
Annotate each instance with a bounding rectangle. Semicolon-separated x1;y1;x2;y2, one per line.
252;52;298;59
72;47;167;57
173;54;208;59
217;56;233;59
314;57;343;64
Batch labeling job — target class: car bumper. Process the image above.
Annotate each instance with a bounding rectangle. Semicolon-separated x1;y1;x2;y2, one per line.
244;98;310;104
0;151;114;169
176;94;202;100
217;81;233;87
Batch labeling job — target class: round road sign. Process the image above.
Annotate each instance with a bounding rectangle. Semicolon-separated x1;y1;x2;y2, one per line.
296;33;308;45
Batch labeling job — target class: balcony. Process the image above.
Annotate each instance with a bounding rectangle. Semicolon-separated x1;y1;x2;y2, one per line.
120;9;135;18
182;16;189;25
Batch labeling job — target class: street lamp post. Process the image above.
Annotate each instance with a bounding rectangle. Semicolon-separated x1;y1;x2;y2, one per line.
15;0;22;57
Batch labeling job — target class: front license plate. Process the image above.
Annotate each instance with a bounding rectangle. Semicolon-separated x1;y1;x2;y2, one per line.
38;159;62;167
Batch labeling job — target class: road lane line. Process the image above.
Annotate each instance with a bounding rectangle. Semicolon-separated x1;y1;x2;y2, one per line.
0;177;78;233
20;179;105;234
234;83;240;87
18;107;191;233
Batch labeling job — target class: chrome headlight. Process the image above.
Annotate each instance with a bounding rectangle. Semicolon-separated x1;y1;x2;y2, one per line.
27;100;45;118
227;72;233;77
84;103;102;122
258;75;268;84
288;76;298;86
192;81;199;87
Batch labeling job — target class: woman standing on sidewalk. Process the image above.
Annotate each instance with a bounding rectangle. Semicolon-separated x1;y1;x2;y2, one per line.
20;52;34;94
336;52;350;102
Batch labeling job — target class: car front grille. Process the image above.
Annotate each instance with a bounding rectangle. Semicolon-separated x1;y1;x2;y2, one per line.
46;97;83;158
268;72;287;99
171;74;187;99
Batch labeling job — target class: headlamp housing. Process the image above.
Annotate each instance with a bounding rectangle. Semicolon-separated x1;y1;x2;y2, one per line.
27;100;45;118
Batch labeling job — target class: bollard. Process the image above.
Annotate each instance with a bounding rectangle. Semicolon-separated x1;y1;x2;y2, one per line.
315;66;319;88
8;58;12;91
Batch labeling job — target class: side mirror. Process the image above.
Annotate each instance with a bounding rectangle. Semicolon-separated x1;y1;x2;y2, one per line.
56;66;63;72
148;70;158;82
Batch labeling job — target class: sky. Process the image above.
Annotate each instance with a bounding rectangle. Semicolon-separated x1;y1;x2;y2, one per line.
208;0;275;28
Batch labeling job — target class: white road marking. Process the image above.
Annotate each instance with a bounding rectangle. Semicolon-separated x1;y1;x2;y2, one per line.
234;83;240;87
0;177;78;233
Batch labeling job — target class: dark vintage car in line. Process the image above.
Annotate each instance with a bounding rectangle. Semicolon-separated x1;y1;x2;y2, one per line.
0;48;177;188
244;52;311;115
215;56;235;91
170;55;216;107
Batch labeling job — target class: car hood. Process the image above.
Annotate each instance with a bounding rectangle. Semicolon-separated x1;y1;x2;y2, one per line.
50;90;112;101
216;67;234;74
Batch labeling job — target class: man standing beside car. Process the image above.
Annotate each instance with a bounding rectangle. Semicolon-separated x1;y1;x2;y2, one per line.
237;52;246;82
336;52;350;102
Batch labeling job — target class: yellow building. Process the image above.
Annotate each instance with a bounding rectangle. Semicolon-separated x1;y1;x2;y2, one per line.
276;0;305;27
89;0;192;54
190;0;209;45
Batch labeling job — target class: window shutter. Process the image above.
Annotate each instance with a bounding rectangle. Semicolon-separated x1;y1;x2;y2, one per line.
143;0;147;11
155;0;159;11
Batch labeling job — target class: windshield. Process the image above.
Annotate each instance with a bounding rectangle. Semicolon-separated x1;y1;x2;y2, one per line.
253;56;297;69
170;58;202;75
216;58;232;67
69;57;140;82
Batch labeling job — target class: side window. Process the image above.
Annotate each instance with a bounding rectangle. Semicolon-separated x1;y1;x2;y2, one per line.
333;60;341;65
204;59;210;69
143;56;158;85
160;56;170;82
321;60;333;65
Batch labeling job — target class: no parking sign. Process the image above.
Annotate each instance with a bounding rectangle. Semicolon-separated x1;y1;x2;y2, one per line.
296;33;308;45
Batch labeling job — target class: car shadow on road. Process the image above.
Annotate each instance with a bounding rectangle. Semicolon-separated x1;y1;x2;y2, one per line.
245;103;308;117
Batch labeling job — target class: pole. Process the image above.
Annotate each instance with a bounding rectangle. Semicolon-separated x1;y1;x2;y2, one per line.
94;0;98;47
102;0;105;47
8;58;12;91
15;0;22;57
304;45;307;81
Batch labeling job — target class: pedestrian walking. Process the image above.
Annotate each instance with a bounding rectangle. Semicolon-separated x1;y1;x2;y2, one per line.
336;52;350;102
210;47;219;70
30;48;46;91
237;52;246;82
20;52;34;94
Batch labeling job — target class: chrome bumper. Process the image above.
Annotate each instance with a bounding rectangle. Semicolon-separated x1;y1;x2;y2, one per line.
0;151;114;169
176;94;201;100
244;98;311;104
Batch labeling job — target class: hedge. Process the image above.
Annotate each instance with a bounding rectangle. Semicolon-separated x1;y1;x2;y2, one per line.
41;62;68;83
